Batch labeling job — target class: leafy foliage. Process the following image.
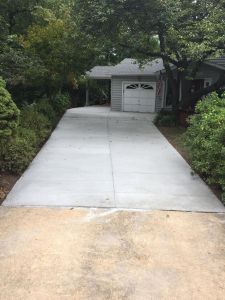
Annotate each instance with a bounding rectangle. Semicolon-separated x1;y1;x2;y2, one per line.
0;94;69;175
183;93;225;196
20;104;52;145
36;97;58;124
19;2;96;97
0;136;36;174
52;93;71;116
76;0;225;110
154;111;177;127
0;77;20;138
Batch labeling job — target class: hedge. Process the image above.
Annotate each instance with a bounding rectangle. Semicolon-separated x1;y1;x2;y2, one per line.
183;92;225;198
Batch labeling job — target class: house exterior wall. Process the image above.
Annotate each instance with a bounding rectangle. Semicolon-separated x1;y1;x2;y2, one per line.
195;64;223;82
111;76;164;112
182;64;224;98
162;63;224;110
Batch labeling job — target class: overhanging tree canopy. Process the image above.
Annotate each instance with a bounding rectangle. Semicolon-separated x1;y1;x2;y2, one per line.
75;0;225;111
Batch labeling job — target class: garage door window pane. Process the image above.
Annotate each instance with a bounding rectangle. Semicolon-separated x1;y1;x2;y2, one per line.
126;84;139;89
141;84;154;90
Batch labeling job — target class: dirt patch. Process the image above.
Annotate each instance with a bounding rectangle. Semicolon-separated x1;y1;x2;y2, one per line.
0;173;19;205
0;207;225;300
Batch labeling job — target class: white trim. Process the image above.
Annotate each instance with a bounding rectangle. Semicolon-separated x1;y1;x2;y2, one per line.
122;81;156;112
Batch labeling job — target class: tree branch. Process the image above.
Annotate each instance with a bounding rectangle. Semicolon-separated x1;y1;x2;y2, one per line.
119;42;179;67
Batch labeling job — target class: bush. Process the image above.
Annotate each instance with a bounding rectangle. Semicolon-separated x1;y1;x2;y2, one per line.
154;110;177;127
17;127;38;147
183;92;225;197
0;137;36;174
0;77;20;138
0;90;70;175
20;104;52;144
52;93;71;116
36;97;58;125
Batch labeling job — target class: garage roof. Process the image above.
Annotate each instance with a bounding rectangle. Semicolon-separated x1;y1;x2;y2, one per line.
86;66;115;79
86;58;163;79
87;57;225;79
111;58;163;76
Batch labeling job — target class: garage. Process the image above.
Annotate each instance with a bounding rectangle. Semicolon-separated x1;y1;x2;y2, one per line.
86;58;164;112
123;82;156;112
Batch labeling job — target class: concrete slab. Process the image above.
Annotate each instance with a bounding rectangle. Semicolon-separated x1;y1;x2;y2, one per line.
3;106;225;212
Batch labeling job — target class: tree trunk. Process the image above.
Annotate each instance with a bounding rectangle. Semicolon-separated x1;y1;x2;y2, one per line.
158;31;180;113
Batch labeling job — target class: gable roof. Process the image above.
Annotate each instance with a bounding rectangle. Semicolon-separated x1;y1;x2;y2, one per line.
86;66;115;79
111;58;164;76
86;58;163;79
86;57;225;79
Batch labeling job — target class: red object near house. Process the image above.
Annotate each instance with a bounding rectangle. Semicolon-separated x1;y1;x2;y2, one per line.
179;110;193;127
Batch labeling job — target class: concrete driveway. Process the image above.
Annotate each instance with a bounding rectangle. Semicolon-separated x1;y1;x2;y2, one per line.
3;106;224;212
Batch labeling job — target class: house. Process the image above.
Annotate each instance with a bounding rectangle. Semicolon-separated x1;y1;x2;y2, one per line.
86;57;225;113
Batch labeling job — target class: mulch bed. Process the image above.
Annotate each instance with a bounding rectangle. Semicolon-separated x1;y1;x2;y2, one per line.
0;173;19;205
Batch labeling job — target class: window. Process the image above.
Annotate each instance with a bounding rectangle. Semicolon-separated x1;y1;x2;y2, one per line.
140;84;154;90
204;78;212;88
126;84;139;89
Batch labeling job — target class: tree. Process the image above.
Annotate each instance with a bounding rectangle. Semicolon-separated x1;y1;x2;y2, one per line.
0;0;42;35
0;0;47;102
75;0;225;111
19;2;97;98
0;77;20;138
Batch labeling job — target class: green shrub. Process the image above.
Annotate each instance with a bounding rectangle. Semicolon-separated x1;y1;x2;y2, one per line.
20;105;52;144
36;97;58;125
52;93;71;116
17;127;37;147
0;137;36;174
0;77;20;138
154;110;177;127
183;92;225;197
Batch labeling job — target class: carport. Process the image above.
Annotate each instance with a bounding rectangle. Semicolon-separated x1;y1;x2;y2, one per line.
85;66;114;106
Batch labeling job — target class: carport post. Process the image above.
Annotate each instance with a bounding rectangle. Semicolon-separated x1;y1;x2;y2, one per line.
85;80;89;106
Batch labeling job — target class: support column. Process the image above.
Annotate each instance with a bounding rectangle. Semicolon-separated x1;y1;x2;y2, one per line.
85;80;89;106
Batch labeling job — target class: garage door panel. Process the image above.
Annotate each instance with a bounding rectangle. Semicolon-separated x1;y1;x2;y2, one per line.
124;104;139;112
124;90;139;98
139;98;155;106
139;90;155;97
124;98;139;105
139;105;155;113
123;82;156;113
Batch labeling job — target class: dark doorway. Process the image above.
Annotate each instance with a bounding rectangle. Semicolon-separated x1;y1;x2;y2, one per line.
190;79;204;93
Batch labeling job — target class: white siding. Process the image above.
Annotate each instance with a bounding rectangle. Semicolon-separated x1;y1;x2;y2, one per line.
111;76;161;112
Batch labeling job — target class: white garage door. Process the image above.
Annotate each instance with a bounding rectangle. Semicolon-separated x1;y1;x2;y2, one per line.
123;82;156;112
